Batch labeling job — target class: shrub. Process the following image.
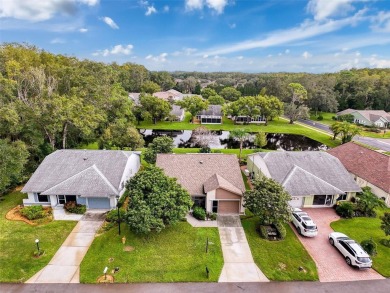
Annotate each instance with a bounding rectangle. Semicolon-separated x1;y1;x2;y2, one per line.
317;115;323;121
20;205;46;220
64;201;86;214
274;222;287;239
208;212;217;221
336;202;355;218
192;206;206;220
199;146;211;153
106;208;126;222
361;238;377;256
257;225;269;240
379;239;390;248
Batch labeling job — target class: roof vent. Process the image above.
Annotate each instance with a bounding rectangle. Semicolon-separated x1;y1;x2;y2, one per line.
83;157;88;161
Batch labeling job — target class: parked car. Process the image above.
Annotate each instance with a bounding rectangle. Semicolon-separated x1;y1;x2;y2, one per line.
328;232;372;269
291;208;318;237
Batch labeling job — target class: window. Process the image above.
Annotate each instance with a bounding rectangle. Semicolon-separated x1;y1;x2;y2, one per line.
192;196;206;209
337;193;347;201
37;193;49;202
212;201;218;213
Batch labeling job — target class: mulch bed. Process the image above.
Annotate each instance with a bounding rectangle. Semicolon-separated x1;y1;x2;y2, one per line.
6;205;53;225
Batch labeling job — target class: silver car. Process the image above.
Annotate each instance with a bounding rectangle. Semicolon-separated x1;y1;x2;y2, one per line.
328;232;372;269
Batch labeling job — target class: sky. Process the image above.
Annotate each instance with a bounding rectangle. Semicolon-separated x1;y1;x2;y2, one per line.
1;0;390;73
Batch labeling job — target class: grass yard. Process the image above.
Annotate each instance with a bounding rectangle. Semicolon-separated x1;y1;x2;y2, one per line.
138;117;339;147
330;209;390;277
309;112;336;126
0;190;76;282
80;222;223;283
242;217;318;281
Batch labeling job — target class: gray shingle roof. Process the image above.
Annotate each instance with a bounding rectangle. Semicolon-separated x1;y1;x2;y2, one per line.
170;105;184;116
198;105;222;116
22;150;137;197
250;151;361;196
156;154;245;195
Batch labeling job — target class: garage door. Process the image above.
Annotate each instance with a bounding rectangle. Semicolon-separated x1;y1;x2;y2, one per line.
218;201;240;214
88;197;111;209
289;196;303;208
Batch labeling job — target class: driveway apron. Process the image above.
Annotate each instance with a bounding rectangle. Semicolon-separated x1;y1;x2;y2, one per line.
293;208;384;282
217;215;269;282
26;212;104;284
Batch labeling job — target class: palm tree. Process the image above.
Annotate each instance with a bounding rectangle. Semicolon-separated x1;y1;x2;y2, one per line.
229;129;250;163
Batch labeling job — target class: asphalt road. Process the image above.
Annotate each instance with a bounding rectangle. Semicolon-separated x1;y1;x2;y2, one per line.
353;136;390;152
297;119;332;133
2;280;390;293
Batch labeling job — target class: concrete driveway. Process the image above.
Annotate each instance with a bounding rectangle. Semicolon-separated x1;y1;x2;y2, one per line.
217;215;269;282
27;212;104;283
292;208;384;282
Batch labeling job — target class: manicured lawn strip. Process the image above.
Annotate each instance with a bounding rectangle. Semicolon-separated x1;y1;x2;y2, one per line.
173;148;258;159
80;222;223;283
310;112;336;126
242;217;318;281
0;191;76;282
138;118;339;147
330;213;390;277
360;130;390;139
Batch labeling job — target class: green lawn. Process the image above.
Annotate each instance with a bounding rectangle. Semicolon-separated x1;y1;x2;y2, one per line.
173;148;258;159
330;209;390;277
80;222;223;283
242;217;318;281
138;117;339;147
310;112;336;126
0;190;76;282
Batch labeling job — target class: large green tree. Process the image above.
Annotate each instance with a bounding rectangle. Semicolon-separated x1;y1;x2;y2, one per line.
244;176;292;225
331;121;361;143
125;166;193;234
285;83;309;124
176;96;209;122
143;136;175;164
220;86;242;101
100;121;144;150
139;94;172;124
141;81;161;94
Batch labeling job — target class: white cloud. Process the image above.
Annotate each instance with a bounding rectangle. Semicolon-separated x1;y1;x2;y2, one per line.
200;10;367;56
50;38;66;44
93;44;133;56
369;56;390;68
185;0;229;14
302;51;312;59
0;0;99;22
285;49;290;54
163;5;170;13
237;56;244;60
371;11;390;32
145;53;168;62
79;28;88;33
306;0;368;21
145;6;157;16
101;16;119;29
229;23;236;29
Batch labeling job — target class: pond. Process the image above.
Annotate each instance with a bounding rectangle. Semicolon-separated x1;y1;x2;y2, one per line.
139;129;328;151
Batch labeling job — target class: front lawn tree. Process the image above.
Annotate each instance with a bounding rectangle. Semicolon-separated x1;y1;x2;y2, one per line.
144;136;174;164
229;129;250;163
176;96;209;122
125;166;193;234
244;176;292;225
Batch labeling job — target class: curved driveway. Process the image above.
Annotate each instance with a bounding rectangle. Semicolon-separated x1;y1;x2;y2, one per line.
293;208;384;282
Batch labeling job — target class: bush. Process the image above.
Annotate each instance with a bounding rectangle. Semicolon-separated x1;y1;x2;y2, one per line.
361;238;377;256
274;222;286;239
379;239;390;248
64;201;86;214
192;206;206;220
20;205;46;220
106;208;126;222
336;202;355;218
199;146;211;153
208;212;217;221
257;225;269;240
317;115;323;121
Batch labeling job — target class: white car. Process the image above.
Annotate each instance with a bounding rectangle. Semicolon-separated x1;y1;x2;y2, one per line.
291;208;318;237
328;232;372;269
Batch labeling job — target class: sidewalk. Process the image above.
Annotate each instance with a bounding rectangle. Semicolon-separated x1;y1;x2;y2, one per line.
26;213;104;283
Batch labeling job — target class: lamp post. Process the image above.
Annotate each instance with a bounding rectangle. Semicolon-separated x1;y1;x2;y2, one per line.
35;239;40;255
116;195;121;235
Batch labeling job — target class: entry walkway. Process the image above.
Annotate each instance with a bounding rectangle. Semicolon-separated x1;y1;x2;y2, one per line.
26;212;104;283
217;215;269;282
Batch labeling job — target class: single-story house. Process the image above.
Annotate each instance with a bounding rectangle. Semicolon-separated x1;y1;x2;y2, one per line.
247;151;361;208
196;105;223;124
328;142;390;206
336;109;390;128
156;154;245;214
22;150;141;210
169;105;185;121
234;116;266;124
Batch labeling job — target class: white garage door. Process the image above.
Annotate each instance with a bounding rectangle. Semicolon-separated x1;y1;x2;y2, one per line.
289;196;303;208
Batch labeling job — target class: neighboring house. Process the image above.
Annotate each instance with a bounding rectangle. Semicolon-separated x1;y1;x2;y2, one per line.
247;151;361;208
196;105;223;124
153;89;184;102
169;105;185;121
328;142;390;206
156;154;246;214
336;109;390;128
129;93;141;105
22;150;141;209
233;116;266;124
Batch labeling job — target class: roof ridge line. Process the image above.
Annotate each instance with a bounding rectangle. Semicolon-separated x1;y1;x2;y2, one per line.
91;164;119;194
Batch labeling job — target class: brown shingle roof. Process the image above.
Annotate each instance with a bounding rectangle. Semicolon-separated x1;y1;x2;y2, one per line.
156;154;245;195
328;142;390;193
204;174;242;195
